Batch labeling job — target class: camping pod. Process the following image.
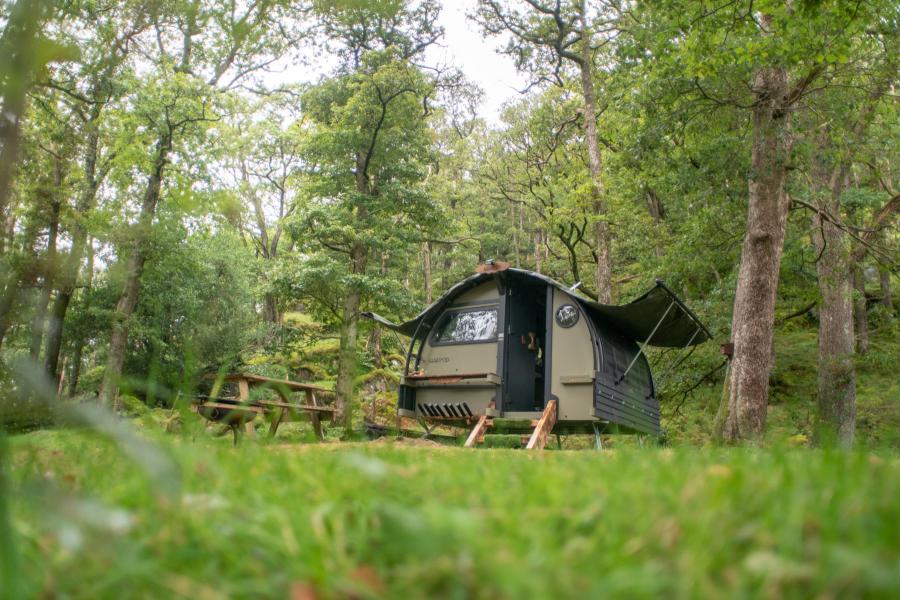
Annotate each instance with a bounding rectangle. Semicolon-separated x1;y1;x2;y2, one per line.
364;264;710;436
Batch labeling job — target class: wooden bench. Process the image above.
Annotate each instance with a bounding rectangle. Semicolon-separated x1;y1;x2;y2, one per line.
196;373;335;441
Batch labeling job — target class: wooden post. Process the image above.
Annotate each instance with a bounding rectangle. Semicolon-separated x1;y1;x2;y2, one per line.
237;378;255;438
306;389;325;441
526;400;557;450
238;378;251;401
269;407;286;437
464;414;491;448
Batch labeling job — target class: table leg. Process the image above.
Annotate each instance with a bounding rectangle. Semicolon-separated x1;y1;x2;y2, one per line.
310;411;324;441
237;378;255;438
269;407;285;437
238;378;251;402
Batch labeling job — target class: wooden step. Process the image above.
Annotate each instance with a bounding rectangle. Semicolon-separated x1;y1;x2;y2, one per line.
463;414;492;448
525;400;558;450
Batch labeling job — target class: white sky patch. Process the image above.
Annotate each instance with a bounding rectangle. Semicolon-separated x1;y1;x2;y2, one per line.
425;0;527;124
265;0;526;125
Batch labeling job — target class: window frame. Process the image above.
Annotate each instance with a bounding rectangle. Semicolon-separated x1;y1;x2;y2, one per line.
428;304;500;347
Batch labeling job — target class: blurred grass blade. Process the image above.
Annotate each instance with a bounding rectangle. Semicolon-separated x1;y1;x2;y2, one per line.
0;434;23;599
12;359;181;499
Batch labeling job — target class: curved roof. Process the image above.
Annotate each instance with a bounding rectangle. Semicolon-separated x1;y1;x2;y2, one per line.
364;268;711;348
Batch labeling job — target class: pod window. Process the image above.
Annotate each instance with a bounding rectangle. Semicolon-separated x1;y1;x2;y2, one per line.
431;307;499;345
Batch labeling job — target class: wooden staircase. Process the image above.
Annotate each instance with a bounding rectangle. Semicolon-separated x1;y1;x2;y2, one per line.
464;400;558;450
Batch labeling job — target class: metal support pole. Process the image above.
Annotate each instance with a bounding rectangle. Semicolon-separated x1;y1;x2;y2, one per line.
416;416;432;439
618;300;676;384
592;422;603;451
649;325;703;394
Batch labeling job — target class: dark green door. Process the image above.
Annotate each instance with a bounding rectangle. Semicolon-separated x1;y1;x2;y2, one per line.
503;285;541;412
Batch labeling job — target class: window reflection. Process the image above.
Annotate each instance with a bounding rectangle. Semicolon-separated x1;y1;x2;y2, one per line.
433;308;498;344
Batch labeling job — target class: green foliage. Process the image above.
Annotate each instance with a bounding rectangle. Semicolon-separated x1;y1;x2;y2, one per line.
119;222;256;404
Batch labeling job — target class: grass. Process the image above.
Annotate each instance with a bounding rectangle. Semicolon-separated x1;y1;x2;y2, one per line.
2;323;897;598
3;426;900;599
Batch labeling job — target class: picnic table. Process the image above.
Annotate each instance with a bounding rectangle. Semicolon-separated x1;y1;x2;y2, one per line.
195;373;335;442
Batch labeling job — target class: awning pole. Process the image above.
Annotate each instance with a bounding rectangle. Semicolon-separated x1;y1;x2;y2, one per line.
648;325;702;395
617;299;675;384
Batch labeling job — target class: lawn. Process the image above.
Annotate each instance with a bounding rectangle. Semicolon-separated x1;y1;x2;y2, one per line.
3;427;899;599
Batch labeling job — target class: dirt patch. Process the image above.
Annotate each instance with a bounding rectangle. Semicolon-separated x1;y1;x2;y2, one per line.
269;436;451;452
369;435;446;448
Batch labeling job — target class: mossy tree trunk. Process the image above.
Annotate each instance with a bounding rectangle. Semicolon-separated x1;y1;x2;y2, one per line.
812;161;855;447
716;37;792;443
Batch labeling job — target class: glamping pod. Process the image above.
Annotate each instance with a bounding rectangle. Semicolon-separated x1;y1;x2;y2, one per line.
364;263;710;437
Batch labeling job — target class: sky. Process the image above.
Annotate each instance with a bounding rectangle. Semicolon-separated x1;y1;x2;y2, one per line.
275;0;528;125
426;0;528;123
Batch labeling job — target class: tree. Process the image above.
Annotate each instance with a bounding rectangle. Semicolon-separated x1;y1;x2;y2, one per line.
474;0;622;302
40;1;148;382
0;0;76;350
98;0;310;409
220;95;304;324
804;34;896;446
294;47;439;434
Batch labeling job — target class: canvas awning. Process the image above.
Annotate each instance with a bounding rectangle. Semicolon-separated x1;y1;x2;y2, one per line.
581;280;711;347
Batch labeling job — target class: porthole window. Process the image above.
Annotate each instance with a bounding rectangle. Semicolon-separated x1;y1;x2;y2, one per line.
555;304;580;328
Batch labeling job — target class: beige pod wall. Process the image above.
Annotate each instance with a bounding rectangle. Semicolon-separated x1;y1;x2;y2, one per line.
414;282;500;412
549;288;596;421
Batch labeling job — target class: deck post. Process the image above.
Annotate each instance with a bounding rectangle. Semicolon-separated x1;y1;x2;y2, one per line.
464;414;491;448
526;399;557;450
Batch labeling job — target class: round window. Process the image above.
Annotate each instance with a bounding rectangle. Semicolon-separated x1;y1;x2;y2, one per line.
555;304;580;328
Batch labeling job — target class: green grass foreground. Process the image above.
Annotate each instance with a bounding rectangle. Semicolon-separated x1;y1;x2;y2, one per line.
4;430;900;599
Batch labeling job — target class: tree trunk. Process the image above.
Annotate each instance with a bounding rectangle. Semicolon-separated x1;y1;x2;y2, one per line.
512;203;521;267
715;57;791;443
878;265;892;312
578;0;612;303
0;214;41;349
369;326;383;369
2;191;17;255
422;241;432;304
0;278;19;349
66;240;93;397
43;76;116;378
67;341;84;397
534;228;543;273
812;167;855;447
334;243;367;435
30;153;63;359
0;0;46;217
262;292;279;323
852;264;869;354
99;133;170;410
646;186;665;259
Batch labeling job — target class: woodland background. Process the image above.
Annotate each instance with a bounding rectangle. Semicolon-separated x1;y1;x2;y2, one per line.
0;0;897;447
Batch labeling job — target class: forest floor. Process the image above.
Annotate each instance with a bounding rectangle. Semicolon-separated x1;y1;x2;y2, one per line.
3;325;899;598
663;323;900;448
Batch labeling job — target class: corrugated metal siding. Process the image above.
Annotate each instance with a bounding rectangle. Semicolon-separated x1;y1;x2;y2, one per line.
592;320;660;435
